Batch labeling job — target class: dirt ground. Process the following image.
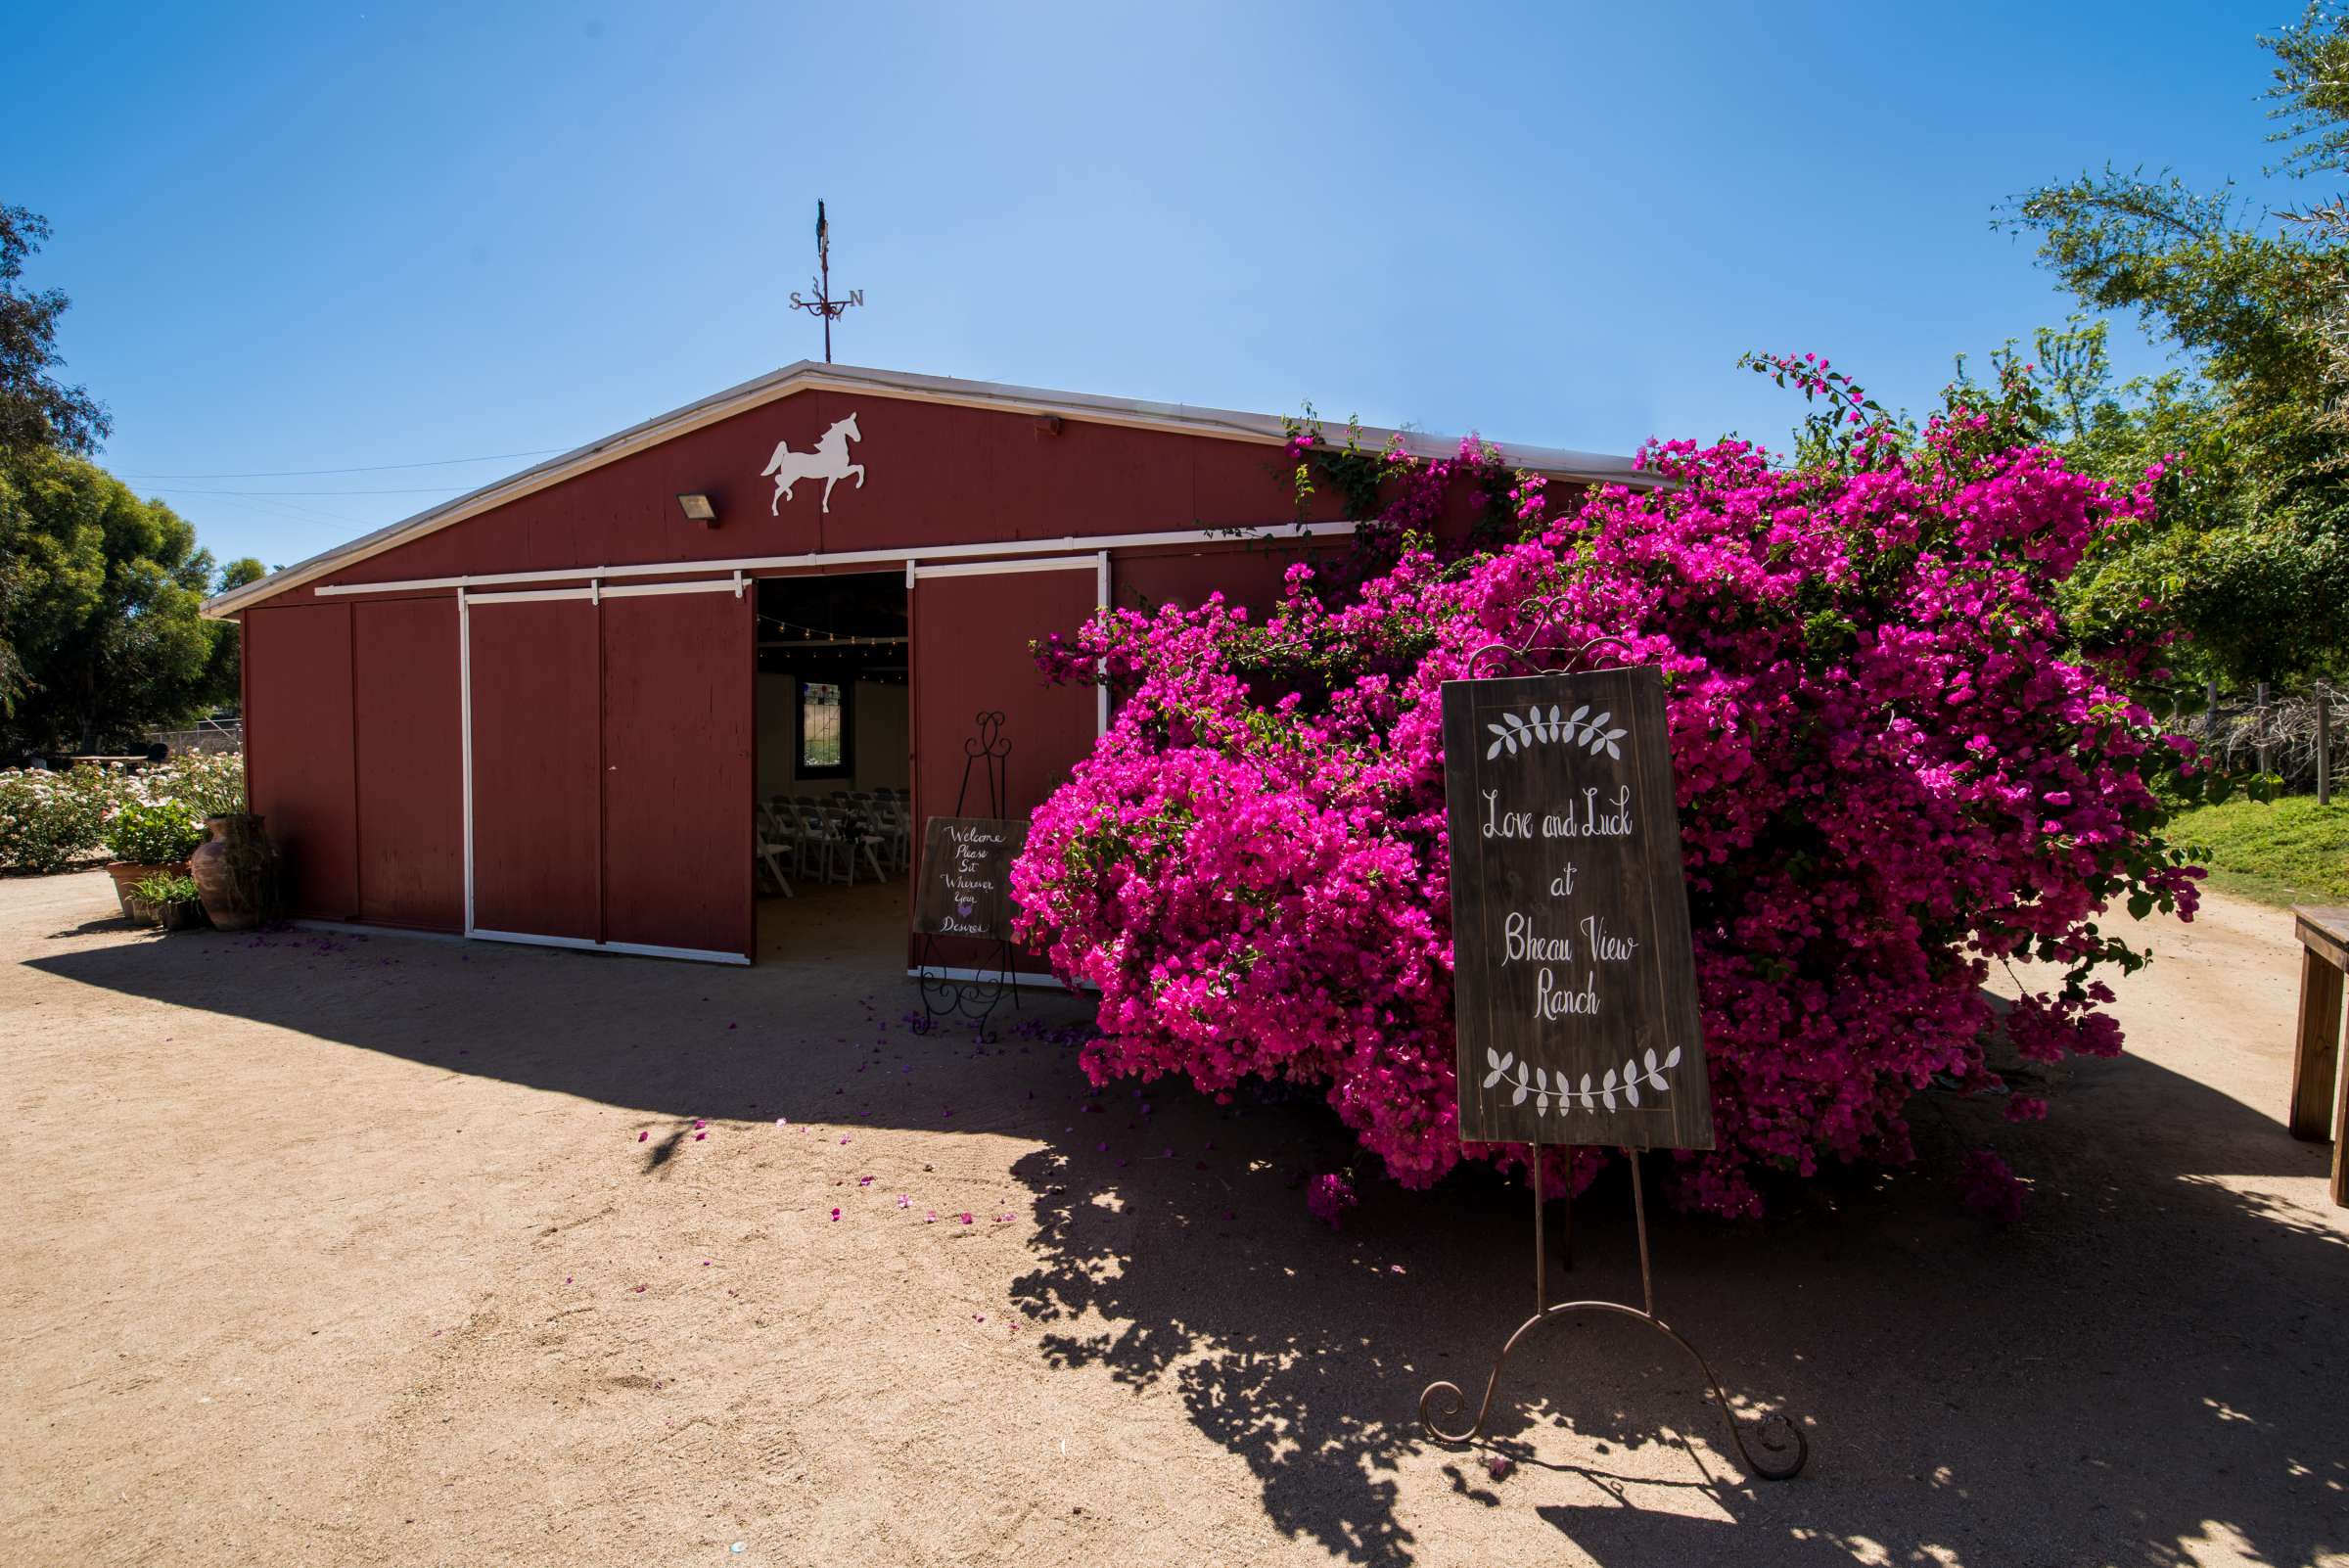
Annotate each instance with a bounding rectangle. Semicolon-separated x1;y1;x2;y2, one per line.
2;871;2344;1568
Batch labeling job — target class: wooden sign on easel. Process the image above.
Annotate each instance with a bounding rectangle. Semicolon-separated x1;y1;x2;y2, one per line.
1441;664;1713;1150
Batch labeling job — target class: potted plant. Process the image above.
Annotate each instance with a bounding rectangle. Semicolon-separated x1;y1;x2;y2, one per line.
101;801;207;919
131;871;207;931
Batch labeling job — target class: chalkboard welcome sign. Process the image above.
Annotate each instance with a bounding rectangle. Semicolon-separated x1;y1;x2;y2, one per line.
1442;666;1714;1151
914;816;1028;941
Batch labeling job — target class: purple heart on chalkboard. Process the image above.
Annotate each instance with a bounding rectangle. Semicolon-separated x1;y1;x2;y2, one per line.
956;900;974;917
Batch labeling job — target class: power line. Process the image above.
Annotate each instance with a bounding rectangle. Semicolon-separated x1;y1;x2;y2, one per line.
120;447;564;480
146;484;481;497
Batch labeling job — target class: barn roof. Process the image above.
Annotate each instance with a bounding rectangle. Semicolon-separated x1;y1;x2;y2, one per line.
202;361;1652;618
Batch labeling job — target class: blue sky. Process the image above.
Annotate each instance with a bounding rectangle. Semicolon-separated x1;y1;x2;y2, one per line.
8;0;2299;571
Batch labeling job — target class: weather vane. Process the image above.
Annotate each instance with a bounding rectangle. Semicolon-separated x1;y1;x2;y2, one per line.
789;200;862;364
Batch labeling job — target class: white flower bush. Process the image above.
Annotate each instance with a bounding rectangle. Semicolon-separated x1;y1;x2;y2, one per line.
0;753;247;873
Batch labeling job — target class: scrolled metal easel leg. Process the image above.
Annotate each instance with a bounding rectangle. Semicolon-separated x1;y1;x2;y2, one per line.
1416;1145;1809;1481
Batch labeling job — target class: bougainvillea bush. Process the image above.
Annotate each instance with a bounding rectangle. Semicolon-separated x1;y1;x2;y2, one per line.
1011;355;2207;1218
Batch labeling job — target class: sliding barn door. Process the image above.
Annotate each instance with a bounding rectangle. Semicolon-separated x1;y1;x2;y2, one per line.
467;595;602;943
909;556;1104;971
601;588;753;956
464;583;753;964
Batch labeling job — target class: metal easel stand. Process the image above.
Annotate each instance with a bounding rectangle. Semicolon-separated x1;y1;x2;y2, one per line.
1417;1145;1809;1481
914;711;1021;1042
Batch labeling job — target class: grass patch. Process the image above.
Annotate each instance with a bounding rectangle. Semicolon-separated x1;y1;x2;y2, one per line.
2164;795;2349;907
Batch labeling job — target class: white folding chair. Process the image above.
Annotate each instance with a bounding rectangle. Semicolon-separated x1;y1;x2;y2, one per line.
755;801;796;897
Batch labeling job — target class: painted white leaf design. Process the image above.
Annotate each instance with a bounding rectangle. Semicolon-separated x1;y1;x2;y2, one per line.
1502;712;1526;729
1664;1044;1682;1070
1603;1067;1618;1091
1627;1082;1640;1107
1482;1065;1505;1088
1510;1083;1529;1106
1487;739;1505;760
1601;1085;1616;1112
1643;1047;1657;1074
1603;739;1621;760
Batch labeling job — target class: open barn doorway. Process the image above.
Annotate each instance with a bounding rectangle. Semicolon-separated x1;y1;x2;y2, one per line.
753;573;911;964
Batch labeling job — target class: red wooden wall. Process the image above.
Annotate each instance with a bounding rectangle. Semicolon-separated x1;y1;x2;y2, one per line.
246;602;357;919
279;390;1354;600
352;599;462;929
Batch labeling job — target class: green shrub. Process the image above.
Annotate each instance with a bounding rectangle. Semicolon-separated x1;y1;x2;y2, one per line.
131;870;201;905
102;800;207;865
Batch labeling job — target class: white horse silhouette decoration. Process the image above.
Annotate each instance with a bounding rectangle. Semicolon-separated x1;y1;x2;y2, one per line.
761;413;865;515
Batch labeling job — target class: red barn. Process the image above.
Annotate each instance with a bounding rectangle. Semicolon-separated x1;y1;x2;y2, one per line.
204;363;1641;966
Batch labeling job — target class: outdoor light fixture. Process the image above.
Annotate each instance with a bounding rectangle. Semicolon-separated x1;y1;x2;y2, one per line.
676;492;718;527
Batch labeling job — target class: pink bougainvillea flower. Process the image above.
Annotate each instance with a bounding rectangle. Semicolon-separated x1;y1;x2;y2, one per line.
858;1176;874;1186
694;1131;707;1141
1958;1149;2028;1222
898;1194;911;1209
692;1119;707;1130
924;1211;938;1223
637;1130;648;1142
958;1212;974;1224
1307;1174;1359;1230
830;1207;841;1222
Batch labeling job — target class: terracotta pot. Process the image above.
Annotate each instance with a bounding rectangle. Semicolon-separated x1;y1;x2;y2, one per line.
190;814;280;932
105;861;186;923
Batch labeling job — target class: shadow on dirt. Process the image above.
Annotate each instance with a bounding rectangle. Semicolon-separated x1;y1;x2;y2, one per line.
25;906;2349;1568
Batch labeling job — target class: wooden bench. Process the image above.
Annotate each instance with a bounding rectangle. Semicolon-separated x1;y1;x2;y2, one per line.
2287;905;2349;1208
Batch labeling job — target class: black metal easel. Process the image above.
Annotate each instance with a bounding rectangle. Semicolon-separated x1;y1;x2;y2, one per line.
1416;624;1809;1481
1417;1145;1807;1479
914;711;1020;1040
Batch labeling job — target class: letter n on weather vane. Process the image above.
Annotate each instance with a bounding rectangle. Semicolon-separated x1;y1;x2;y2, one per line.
1441;664;1714;1151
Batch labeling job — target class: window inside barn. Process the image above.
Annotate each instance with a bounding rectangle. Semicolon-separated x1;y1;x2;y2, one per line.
799;679;846;774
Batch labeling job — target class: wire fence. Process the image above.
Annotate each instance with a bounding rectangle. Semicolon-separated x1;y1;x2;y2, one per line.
2162;683;2343;802
147;716;243;757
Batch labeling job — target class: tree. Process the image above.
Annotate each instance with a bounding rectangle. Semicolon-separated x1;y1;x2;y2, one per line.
0;206;109;459
0;204;252;751
2000;4;2349;685
0;452;244;756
